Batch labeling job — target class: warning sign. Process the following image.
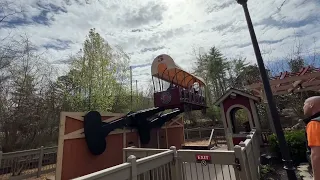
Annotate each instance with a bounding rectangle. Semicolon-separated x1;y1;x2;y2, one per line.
196;154;211;165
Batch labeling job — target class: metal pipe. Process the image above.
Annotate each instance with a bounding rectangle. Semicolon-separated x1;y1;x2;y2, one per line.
236;0;297;179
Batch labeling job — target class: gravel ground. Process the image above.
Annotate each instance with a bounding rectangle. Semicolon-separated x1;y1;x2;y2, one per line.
264;163;313;180
184;140;210;146
25;172;55;180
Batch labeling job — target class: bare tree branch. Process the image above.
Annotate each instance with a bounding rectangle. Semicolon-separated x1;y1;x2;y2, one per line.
277;0;287;12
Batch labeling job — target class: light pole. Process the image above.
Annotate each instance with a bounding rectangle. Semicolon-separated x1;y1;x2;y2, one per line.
130;66;133;110
236;0;297;179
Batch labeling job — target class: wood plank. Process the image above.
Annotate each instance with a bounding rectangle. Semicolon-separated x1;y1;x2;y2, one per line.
245;71;320;89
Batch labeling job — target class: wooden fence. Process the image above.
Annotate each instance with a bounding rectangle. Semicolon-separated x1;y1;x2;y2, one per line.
74;129;260;180
0;146;57;180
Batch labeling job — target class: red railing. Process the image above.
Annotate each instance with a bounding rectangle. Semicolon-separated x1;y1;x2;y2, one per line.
179;88;205;105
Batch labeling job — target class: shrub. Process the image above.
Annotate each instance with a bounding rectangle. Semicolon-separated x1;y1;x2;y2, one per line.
260;164;275;179
268;130;307;165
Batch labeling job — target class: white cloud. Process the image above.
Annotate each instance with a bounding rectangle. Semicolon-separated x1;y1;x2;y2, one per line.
1;0;320;91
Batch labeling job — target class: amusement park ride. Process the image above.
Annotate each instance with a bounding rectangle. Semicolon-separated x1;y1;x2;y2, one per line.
83;54;207;155
60;54;320;180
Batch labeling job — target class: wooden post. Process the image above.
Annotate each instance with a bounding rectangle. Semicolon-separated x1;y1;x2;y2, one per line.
138;132;141;148
265;102;276;133
249;100;261;133
186;130;189;140
219;103;229;134
37;146;44;177
123;128;127;163
165;124;169;148
170;146;181;180
234;145;251;180
157;129;160;148
0;151;2;168
128;155;137;180
239;142;253;180
209;129;216;146
226;131;234;150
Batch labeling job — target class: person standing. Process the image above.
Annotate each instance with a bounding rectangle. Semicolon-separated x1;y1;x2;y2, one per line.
303;96;320;179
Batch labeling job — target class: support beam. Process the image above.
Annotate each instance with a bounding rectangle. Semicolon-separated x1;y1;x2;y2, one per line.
248;79;320;98
220;103;229;134
246;71;320;89
275;86;320;95
249;99;261;133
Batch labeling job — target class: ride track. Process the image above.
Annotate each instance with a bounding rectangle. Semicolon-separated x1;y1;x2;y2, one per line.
82;54;208;156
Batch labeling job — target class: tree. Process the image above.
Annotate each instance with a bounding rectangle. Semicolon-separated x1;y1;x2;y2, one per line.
194;46;230;101
54;69;83;111
234;64;261;89
193;47;248;125
0;1;24;85
70;28;130;112
288;56;304;73
227;57;249;88
0;27;135;151
0;37;50;151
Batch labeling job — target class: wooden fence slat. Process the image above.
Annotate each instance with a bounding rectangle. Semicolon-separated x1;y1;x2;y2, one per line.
37;146;44;177
129;155;138;180
234;145;250;180
0;151;2;168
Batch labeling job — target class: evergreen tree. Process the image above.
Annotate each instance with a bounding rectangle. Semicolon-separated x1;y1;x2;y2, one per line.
288;56;304;73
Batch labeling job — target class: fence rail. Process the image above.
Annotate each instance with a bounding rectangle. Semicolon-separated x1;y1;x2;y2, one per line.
0;146;57;180
75;129;260;180
75;147;177;180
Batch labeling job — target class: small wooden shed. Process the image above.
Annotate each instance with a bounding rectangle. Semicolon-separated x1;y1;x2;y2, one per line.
55;112;184;180
215;88;261;149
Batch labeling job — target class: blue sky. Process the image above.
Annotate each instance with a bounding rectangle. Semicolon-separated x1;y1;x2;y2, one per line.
1;0;320;90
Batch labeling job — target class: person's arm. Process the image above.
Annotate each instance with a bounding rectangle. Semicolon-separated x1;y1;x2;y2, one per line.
311;147;320;180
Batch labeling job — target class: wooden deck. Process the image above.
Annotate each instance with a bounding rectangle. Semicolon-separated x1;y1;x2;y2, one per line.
183;163;236;180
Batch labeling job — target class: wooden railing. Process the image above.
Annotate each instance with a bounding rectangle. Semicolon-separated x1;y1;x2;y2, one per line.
75;147;178;180
0;146;57;180
74;129;260;180
236;130;261;179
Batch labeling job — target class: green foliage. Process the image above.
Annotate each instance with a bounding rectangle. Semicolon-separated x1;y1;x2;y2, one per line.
0;29;134;152
63;28;131;112
193;46;260;124
288;56;304;73
206;105;220;121
268;130;307;165
193;46;263;101
70;28;117;111
234;64;261;89
194;47;229;100
234;109;248;125
260;164;275;179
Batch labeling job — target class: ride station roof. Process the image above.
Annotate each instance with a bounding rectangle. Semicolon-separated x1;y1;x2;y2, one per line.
245;66;320;98
151;54;205;89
